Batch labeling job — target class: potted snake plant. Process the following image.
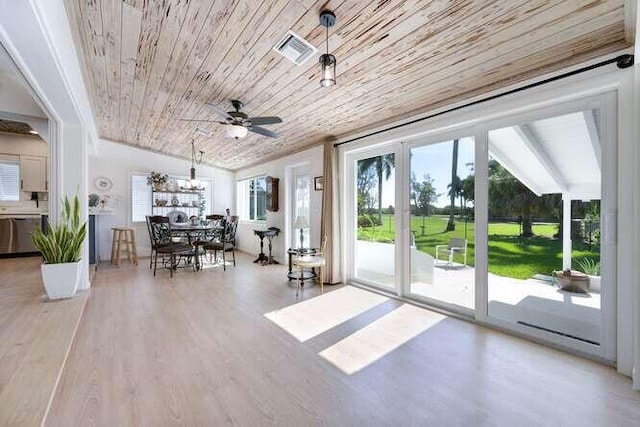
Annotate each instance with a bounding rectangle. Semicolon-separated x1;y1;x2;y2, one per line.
31;194;87;299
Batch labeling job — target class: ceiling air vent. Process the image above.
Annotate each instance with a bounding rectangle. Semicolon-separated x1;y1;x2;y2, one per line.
273;30;317;65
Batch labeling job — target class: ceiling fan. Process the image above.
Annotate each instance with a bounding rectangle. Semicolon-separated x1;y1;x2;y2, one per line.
180;100;282;139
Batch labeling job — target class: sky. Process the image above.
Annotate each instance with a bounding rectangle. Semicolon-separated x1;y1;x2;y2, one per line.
376;137;475;208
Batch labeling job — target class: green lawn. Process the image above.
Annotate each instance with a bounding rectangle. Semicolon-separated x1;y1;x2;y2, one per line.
358;214;599;279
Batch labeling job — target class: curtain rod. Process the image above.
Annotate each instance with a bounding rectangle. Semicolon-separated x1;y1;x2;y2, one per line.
333;54;634;148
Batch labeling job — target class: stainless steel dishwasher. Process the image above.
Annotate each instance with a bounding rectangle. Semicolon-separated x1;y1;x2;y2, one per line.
0;215;41;255
0;217;14;254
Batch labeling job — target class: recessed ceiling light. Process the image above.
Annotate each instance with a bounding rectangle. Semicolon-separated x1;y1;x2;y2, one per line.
29;130;38;134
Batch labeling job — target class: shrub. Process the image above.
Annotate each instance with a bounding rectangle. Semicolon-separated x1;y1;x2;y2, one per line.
574;258;600;276
358;214;382;228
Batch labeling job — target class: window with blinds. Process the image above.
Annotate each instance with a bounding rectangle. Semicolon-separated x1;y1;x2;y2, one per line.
131;174;151;222
0;158;20;201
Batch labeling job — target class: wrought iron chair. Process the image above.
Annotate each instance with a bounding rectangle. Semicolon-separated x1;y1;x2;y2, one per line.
199;217;237;271
147;215;196;277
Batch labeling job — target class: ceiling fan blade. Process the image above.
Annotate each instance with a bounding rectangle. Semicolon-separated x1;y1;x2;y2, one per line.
205;101;233;120
249;126;279;139
178;118;227;124
249;116;283;126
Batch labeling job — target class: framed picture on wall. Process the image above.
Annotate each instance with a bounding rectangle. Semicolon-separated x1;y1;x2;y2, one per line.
314;176;324;191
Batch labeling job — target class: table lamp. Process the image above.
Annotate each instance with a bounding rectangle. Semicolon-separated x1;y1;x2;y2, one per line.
294;216;308;249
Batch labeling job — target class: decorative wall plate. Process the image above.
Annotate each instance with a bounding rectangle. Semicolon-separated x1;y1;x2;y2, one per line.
93;176;113;192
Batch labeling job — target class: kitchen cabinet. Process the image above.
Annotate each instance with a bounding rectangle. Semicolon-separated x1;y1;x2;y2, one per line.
20;155;47;192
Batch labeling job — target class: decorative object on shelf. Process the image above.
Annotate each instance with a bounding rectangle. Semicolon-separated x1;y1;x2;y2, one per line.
314;176;324;191
171;196;180;206
147;171;169;191
93;176;113;192
167;210;188;225
266;176;279;212
189;139;205;188
192;200;199;207
31;194;87;300
319;10;337;87
156;199;168;206
88;193;100;208
294;216;308;249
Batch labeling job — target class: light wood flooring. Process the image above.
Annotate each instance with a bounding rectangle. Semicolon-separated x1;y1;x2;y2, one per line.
0;256;88;426
7;252;639;425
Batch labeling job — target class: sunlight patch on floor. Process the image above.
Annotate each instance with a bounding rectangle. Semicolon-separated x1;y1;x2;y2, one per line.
319;304;444;374
264;286;388;342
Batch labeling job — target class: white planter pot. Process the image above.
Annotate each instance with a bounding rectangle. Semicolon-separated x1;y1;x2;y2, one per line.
41;261;81;300
588;275;601;292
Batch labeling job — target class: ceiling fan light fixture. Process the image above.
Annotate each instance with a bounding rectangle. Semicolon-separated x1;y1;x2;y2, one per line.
319;10;337;88
226;124;248;139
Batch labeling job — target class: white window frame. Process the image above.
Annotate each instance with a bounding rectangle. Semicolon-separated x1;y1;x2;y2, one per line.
237;175;267;222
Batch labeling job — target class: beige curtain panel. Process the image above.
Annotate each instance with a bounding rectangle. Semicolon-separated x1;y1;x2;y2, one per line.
320;139;341;285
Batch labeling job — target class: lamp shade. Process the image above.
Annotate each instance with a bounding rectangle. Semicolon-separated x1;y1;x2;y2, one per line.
294;215;308;228
226;124;248;139
319;53;336;87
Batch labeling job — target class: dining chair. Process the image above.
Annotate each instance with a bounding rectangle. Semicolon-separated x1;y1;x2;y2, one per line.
293;235;327;296
147;215;195;277
199;217;236;271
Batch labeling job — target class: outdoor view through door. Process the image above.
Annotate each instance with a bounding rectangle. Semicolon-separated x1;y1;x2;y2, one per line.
409;138;475;310
487;110;602;346
347;94;613;358
355;153;395;290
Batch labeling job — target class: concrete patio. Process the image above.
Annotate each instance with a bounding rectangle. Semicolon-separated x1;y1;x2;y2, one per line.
355;241;601;344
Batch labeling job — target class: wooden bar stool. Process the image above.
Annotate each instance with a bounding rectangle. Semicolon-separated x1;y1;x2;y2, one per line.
110;227;138;266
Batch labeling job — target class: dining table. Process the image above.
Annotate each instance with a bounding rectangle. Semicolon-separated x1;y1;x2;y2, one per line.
170;222;223;271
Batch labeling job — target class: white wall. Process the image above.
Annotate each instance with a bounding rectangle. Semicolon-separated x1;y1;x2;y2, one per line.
89;139;235;260
633;4;640;392
1;0;101;289
234;145;324;265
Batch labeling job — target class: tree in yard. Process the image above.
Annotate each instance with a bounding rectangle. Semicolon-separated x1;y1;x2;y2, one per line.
358;154;395;223
488;159;539;237
445;139;459;232
357;159;378;214
410;173;439;235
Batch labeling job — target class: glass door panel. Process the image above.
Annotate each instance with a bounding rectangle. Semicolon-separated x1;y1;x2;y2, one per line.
487;110;602;346
292;174;310;249
354;153;396;290
408;137;475;310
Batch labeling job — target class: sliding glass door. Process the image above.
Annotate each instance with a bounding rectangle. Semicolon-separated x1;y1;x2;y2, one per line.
349;148;398;292
485;106;612;353
344;93;616;360
407;137;475;312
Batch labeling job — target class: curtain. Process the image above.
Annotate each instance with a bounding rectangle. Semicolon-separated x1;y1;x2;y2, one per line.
321;139;342;284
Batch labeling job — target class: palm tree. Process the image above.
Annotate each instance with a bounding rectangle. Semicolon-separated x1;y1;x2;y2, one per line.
358;154;395;223
445;139;459;232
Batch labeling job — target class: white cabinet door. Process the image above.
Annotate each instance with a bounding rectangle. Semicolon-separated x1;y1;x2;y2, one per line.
20;155;47;192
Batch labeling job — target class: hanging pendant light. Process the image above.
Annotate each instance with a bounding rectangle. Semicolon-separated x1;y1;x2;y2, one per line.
319;10;336;88
189;139;204;188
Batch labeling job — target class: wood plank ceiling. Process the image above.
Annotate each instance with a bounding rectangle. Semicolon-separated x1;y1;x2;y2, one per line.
65;0;632;171
0;119;35;136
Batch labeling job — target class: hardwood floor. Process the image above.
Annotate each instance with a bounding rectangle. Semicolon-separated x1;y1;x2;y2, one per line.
42;252;640;425
0;256;88;426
